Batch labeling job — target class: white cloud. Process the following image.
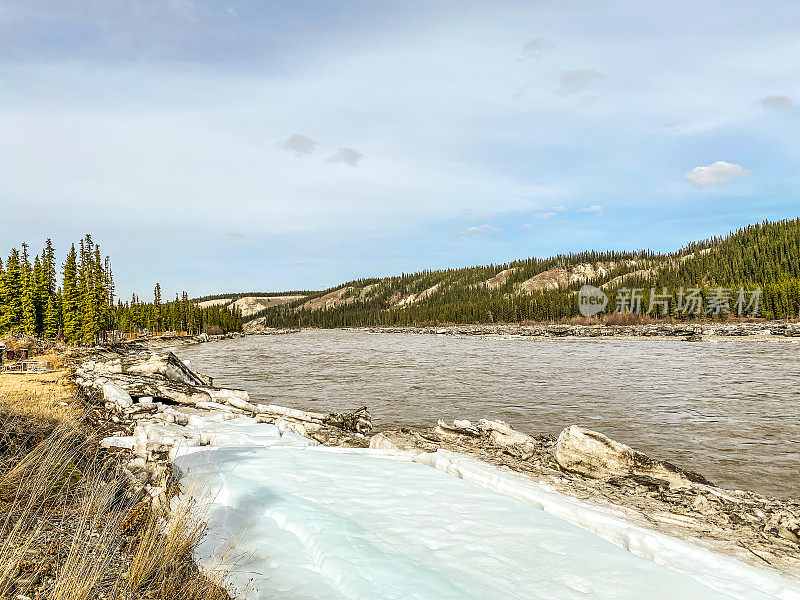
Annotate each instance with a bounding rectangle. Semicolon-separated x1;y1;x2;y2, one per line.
327;147;364;167
533;211;557;219
551;205;566;212
276;134;318;156
685;161;748;188
460;224;502;238
520;223;536;229
519;38;552;61
225;7;238;18
756;95;794;110
558;69;604;96
579;204;602;212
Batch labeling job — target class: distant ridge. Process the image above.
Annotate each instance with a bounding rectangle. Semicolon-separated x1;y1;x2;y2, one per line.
214;218;800;328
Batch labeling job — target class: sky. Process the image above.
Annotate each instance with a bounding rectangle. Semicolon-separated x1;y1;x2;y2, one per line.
1;0;798;299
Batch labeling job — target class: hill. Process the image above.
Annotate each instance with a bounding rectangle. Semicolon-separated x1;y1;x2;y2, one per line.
225;218;800;329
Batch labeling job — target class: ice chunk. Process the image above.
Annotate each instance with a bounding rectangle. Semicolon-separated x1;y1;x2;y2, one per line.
100;435;135;450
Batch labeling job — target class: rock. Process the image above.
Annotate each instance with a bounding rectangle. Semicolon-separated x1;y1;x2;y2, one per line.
100;436;136;450
369;433;400;450
554;425;712;489
691;494;717;515
777;526;799;544
126;457;148;473
102;383;133;411
435;419;482;437
478;419;536;450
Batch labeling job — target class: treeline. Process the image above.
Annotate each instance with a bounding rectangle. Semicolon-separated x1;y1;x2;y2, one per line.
0;236;242;343
0;235;112;344
115;287;243;335
252;218;800;328
192;290;313;303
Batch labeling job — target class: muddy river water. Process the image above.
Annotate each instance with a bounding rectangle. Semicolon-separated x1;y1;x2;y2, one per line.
177;330;799;500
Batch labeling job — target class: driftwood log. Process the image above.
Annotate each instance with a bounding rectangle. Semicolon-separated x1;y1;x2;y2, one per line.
89;351;213;386
75;351;249;409
256;405;372;434
78;372;212;405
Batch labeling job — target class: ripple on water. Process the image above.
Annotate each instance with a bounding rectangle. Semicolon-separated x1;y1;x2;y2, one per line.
178;331;800;500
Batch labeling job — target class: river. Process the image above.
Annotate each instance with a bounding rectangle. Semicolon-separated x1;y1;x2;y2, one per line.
177;330;799;500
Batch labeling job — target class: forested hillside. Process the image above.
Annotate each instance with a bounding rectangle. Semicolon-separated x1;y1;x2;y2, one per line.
4;219;796;340
249;218;800;328
0;235;242;343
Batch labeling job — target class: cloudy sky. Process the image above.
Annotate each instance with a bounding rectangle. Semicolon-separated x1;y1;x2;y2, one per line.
1;1;798;299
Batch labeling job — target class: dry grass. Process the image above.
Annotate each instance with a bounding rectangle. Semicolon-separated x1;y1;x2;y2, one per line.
0;368;76;424
122;496;231;600
0;362;231;600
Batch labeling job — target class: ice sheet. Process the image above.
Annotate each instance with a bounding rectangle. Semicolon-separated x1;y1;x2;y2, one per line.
175;445;800;600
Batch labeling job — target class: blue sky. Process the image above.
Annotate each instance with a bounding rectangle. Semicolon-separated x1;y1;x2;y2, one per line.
1;0;798;299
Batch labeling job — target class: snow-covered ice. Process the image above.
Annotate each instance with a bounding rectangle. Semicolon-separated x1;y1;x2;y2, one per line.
169;419;800;600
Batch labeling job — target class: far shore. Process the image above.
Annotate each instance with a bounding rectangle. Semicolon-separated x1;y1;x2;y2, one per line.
240;320;800;343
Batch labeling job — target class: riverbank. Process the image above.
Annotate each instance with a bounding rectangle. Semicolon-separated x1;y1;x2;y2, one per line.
0;352;231;600
72;345;800;593
365;320;800;340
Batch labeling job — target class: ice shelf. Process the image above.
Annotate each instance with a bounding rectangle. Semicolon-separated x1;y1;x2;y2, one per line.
168;419;800;600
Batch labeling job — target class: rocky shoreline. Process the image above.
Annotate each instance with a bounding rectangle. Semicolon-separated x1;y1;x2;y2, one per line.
366;321;800;339
71;344;800;583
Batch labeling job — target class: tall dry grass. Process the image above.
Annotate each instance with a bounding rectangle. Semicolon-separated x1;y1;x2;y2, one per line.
0;386;231;600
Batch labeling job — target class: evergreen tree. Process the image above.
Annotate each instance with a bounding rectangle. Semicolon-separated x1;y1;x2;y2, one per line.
1;249;23;333
44;295;60;339
22;268;37;335
62;245;81;342
153;283;162;333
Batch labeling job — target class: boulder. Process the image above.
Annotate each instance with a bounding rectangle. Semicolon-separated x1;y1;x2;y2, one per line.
554;426;712;489
102;383;133;411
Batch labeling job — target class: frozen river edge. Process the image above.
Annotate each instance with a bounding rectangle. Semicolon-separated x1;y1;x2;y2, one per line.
71;343;800;599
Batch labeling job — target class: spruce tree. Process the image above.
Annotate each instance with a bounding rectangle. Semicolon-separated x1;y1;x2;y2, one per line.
62;245;80;343
43;239;57;296
44;295;60;339
153;283;162;333
1;249;23;333
80;240;106;344
22;269;37;335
